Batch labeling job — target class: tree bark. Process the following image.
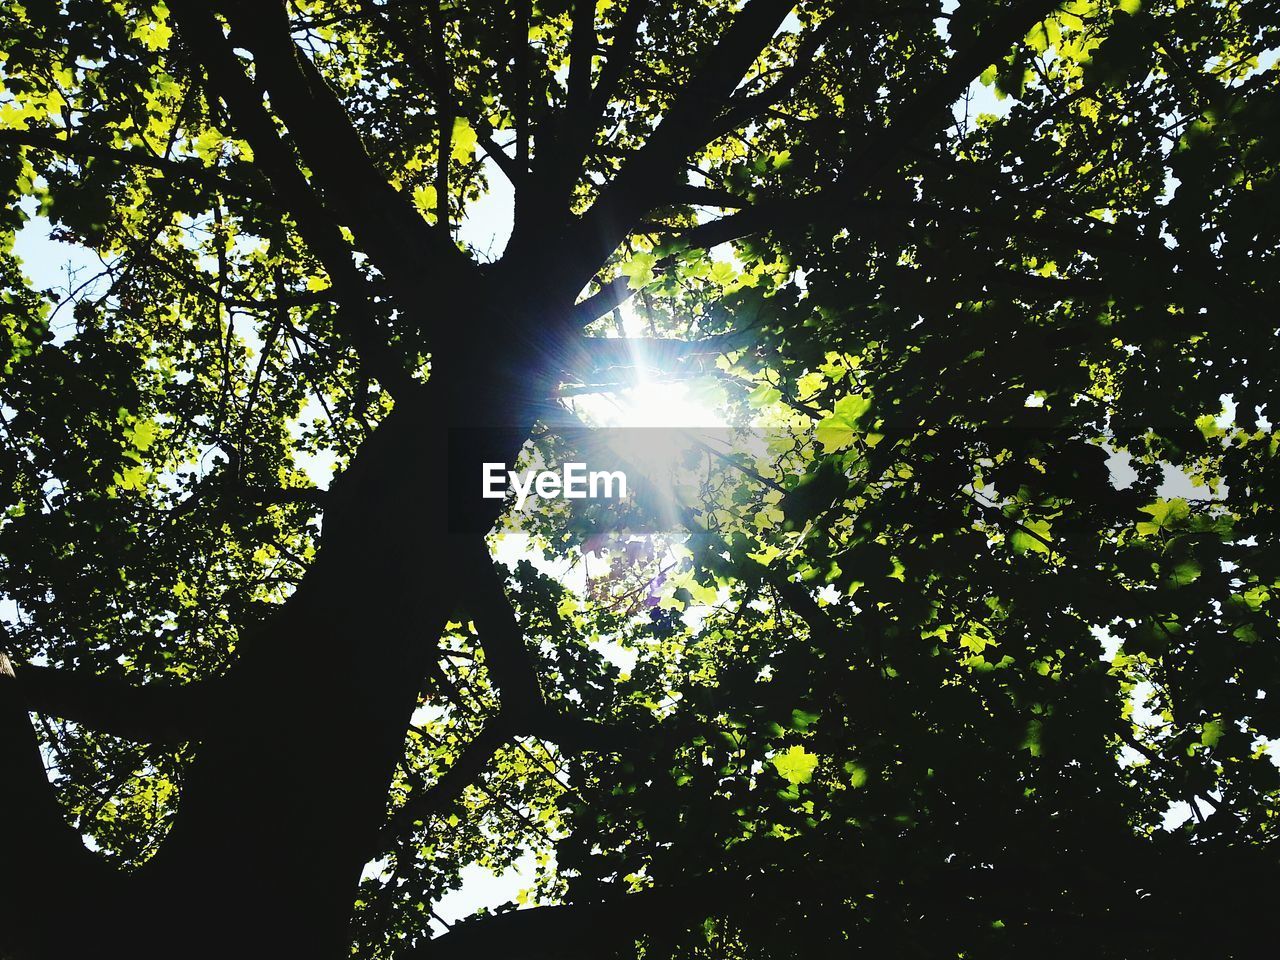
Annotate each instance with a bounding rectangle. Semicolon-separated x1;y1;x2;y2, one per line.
117;335;552;956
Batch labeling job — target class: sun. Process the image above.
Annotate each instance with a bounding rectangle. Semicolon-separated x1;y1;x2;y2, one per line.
563;296;732;429
573;378;724;429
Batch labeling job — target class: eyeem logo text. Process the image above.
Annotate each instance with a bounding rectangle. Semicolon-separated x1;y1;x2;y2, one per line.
482;462;628;510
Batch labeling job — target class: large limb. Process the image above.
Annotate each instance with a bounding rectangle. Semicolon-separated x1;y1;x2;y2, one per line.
566;275;636;328
456;537;546;722
131;396;467;955
386;539;645;835
0;652;113;956
7;661;217;745
396;871;809;959
558;0;795;285
209;0;469;293
0;128;271;202
399;891;675;959
455;539;636;751
130;377;589;956
522;0;654;221
558;0;599;167
171;3;417;395
585;0;655;128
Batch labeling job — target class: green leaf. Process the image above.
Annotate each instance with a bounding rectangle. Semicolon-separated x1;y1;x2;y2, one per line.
815;393;872;451
789;708;821;731
832;393;872;424
747;383;782;408
126;419;159;452
771;746;819;785
815;417;855;452
620;253;656;289
1166;559;1201;588
1009;518;1053;555
1021;719;1043;757
1200;719;1225;748
450;117;477;162
412;184;438;214
1137;499;1190;536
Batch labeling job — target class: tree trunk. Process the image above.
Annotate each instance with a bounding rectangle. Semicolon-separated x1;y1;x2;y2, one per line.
107;345;546;957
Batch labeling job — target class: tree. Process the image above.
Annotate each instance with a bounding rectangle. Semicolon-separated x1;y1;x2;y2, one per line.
2;0;1279;956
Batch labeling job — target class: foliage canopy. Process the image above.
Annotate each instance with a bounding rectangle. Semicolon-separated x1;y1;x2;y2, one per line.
2;0;1280;957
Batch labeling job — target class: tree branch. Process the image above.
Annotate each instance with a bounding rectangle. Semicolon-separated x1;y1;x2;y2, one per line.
453;540;646;749
399;890;675;959
666;183;749;208
565;0;598;132
565;0;795;281
514;0;532;171
522;708;641;753
387;709;636;839
586;0;653;128
357;0;527;189
9;662;220;744
529;0;605;212
172;2;418;395
388;720;507;833
0;128;271;202
708;9;845;139
457;539;546;721
664;1;1064;251
849;1;1063;177
212;0;465;290
0;651;109;950
399;870;799;960
566;276;635;327
570;329;754;373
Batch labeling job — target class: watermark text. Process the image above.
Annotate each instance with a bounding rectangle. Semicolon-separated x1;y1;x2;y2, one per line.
482;462;628;509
